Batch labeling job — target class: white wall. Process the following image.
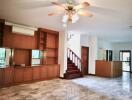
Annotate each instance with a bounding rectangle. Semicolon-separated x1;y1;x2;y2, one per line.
67;31;81;58
97;39;113;60
81;35;98;74
58;31;67;77
112;42;132;70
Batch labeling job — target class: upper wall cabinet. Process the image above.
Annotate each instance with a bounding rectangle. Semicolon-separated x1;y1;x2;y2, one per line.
2;25;38;49
0;19;5;47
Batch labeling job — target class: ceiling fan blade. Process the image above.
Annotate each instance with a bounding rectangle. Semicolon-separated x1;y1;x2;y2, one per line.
75;1;90;10
52;2;65;9
48;10;64;16
48;13;57;16
81;2;90;7
88;6;116;15
78;11;93;17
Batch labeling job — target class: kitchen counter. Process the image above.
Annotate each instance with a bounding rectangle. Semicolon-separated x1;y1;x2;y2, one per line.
96;60;122;78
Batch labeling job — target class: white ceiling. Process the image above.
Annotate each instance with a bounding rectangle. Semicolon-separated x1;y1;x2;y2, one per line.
0;0;132;43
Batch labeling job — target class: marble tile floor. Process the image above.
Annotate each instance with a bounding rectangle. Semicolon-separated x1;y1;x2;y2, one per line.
0;72;132;100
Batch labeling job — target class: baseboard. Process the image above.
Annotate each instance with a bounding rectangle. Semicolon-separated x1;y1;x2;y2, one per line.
88;73;96;76
59;77;65;79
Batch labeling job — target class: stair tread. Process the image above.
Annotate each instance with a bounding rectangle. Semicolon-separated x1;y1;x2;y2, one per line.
64;73;82;79
68;69;80;72
68;63;74;65
65;57;82;79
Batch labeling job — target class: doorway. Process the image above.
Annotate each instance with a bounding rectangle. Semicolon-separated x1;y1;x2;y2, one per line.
81;46;89;75
119;50;131;72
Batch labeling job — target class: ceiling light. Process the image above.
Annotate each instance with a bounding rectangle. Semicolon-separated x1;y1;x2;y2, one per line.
62;14;79;23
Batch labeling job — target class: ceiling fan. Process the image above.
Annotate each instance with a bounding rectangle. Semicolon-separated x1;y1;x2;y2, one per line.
48;0;93;23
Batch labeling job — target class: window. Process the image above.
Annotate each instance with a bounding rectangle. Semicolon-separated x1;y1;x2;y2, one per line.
0;48;6;67
32;50;41;65
32;50;40;59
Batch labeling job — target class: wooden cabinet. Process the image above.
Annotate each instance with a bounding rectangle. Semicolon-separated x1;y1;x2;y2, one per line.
23;68;32;82
46;33;57;49
32;67;40;80
14;68;24;83
13;49;31;66
38;30;46;50
0;69;4;87
46;57;57;65
40;66;47;80
0;24;60;87
45;34;58;64
54;65;60;77
3;25;37;49
38;28;59;65
96;60;122;77
0;19;5;47
47;66;54;79
0;65;60;88
4;68;14;84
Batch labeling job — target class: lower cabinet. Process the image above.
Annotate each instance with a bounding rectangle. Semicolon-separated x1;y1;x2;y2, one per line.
40;66;47;80
32;67;40;80
0;65;60;88
0;69;4;87
4;68;14;84
47;66;54;79
54;65;60;77
23;68;32;82
14;68;24;83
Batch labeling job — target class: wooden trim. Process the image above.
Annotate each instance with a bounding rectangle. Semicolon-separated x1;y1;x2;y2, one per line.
38;28;59;34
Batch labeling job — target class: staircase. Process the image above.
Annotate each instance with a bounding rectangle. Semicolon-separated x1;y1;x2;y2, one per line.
64;48;83;79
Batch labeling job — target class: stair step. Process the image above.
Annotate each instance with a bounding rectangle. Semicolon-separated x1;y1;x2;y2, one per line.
66;70;80;74
64;73;82;79
67;61;73;64
68;63;75;66
67;58;70;61
67;67;77;70
65;56;82;79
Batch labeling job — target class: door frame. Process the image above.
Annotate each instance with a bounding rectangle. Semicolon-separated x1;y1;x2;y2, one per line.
81;46;89;75
119;50;131;72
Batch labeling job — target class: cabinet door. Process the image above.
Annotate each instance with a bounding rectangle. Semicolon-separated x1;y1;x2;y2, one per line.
23;68;32;82
14;68;24;83
4;68;14;84
47;66;54;79
54;65;60;78
32;67;40;80
40;66;47;80
0;69;4;87
0;21;4;47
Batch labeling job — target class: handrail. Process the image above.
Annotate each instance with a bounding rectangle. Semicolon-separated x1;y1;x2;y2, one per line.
67;48;81;70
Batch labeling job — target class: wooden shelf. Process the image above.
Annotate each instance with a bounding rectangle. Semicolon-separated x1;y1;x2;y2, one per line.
46;47;58;49
37;28;59;65
45;57;58;65
46;56;57;58
38;31;46;50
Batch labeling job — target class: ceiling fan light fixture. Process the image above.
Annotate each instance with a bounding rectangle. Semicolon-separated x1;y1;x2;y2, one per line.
72;14;79;23
62;14;79;23
62;14;69;23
